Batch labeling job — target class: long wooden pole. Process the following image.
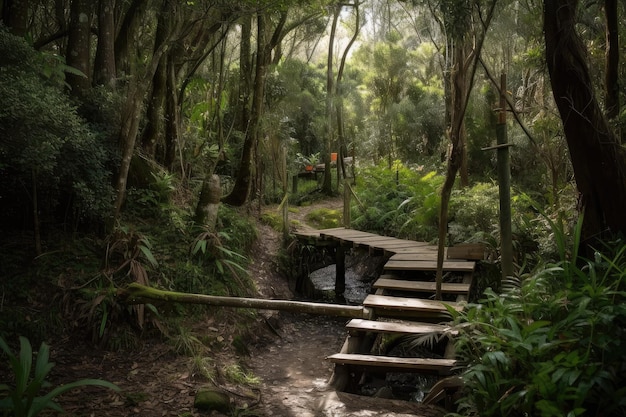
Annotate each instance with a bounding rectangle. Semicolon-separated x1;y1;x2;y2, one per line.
119;283;373;319
497;73;514;282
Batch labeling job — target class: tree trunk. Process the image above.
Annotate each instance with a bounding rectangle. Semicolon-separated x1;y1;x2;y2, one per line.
2;0;30;37
113;0;178;220
66;0;92;97
544;0;626;245
163;58;179;170
119;283;371;319
140;57;167;158
115;0;148;79
436;41;469;300
194;174;221;229
222;12;267;206
604;0;619;122
93;0;116;87
238;14;252;133
322;4;341;196
335;2;360;183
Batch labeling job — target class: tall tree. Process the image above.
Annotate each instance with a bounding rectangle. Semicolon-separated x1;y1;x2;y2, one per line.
544;0;626;245
113;0;181;220
93;0;116;87
65;0;92;97
434;0;496;299
603;0;619;121
322;3;340;195
222;10;274;206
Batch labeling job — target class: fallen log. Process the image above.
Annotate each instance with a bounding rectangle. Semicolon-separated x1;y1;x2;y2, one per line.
118;283;373;319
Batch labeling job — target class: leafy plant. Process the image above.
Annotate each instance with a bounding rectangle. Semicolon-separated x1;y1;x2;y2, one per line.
448;215;626;416
67;225;162;347
0;336;119;417
191;230;247;274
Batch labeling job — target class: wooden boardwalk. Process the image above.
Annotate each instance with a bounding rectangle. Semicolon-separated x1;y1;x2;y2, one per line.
293;227;483;407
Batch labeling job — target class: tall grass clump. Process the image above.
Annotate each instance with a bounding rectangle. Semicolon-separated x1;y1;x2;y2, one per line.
448;216;626;416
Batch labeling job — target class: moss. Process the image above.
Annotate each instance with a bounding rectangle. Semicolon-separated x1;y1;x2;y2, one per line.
194;388;231;413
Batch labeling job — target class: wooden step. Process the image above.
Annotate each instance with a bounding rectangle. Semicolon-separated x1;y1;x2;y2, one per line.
363;294;462;317
384;259;475;272
326;353;456;375
346;319;455;336
373;277;471;295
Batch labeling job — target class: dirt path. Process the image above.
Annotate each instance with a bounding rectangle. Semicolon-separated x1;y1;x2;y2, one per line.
48;197;445;416
244;199;446;416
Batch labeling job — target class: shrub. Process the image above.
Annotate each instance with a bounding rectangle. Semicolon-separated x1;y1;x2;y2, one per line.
449;217;626;416
0;29;114;233
351;161;442;240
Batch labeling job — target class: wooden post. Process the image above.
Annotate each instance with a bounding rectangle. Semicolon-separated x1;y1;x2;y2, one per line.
335;245;346;297
496;73;514;282
343;182;351;228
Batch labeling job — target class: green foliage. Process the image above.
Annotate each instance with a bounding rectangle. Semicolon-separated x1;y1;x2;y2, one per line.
0;29;114;231
351;162;442;241
0;336;119;417
188;205;257;296
305;208;342;229
450;218;626;416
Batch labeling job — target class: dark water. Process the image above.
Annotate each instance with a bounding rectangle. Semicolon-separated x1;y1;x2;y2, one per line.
308;264;372;304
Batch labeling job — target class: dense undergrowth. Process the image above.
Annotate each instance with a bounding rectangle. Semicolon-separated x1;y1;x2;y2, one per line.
449;218;626;416
2;156;625;416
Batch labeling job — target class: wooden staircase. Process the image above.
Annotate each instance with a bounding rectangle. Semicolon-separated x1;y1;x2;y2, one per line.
317;232;482;405
293;227;483;405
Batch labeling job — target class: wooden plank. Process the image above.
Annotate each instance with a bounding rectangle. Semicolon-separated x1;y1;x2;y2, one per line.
321;229;377;239
326;353;456;374
346;319;454;335
384;259;475;272
446;243;486;260
390;252;445;261
364;294;462;313
373;278;470;295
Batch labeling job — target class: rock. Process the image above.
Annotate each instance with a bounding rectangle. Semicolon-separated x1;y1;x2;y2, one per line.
194;388;231;413
373;386;394;399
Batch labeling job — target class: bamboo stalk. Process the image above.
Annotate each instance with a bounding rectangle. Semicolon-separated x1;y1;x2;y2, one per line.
118;283;372;319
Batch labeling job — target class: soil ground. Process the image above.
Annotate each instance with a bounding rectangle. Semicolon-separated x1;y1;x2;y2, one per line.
41;197;445;416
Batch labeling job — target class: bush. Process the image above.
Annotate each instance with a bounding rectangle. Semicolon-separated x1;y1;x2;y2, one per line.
351;161;442;240
450;218;626;416
0;29;114;233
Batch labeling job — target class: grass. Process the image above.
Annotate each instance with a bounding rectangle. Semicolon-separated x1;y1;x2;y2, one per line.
305;208;342;229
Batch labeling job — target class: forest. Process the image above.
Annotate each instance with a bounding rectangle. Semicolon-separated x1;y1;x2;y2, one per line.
1;0;626;415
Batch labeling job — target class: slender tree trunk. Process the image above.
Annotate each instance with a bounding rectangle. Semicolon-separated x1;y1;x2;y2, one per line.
322;4;341;196
436;41;469;299
335;2;360;183
435;0;496;299
238;14;252;133
141;57;167;158
66;0;92;97
93;0;116;87
115;0;148;79
222;12;267;206
113;0;178;221
544;0;626;245
604;0;619;122
164;59;179;170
